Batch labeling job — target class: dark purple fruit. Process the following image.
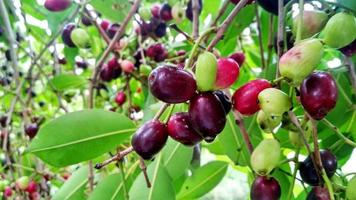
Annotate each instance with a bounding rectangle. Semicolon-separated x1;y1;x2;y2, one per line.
62;23;76;47
58;58;67;65
151;4;161;19
131;120;168;160
81;15;92;26
213;90;232;115
256;0;291;15
99;64;113;82
299;150;337;186
300;72;338;120
167;112;203;146
25;124;39;139
154;22;167;38
339;39;356;57
189;92;226;142
307;186;331;200
146;43;168;62
186;0;203;21
44;0;72;12
76;61;88;69
107;23;120;39
0;27;3;36
149;66;196;103
5;50;11;61
160;4;173;21
251;176;281;200
0;115;7;127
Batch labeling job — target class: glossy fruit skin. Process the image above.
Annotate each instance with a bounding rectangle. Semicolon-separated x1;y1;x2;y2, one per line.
258;88;291;116
146;43;168;62
189;92;226;142
100;64;114;82
121;60;135;73
300;72;338;120
186;0;202;21
172;3;185;23
160;4;173;21
16;176;30;190
81;15;92;26
131;120;168;160
256;0;290;15
70;28;90;48
229;52;245;66
340;39;356;57
25;124;39;139
154;22;167;38
307;186;330;200
107;23;120;39
213;90;232;115
149;66;196;103
251;176;281;200
167;112;203;146
251;139;280;175
115;91;126;106
256;110;282;133
323;12;356;48
292;10;328;40
279;39;324;86
215;58;240;89
196;52;218;92
299;150;337;186
44;0;71;12
26;181;37;193
346;175;356;200
62;23;76;47
232;79;272;116
100;20;110;31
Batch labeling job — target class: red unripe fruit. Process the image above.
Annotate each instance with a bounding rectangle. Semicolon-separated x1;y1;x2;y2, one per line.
62;172;71;180
29;192;41;200
44;0;72;12
229;52;245;66
107;57;120;70
120;60;135;73
4;186;12;197
215;58;240;89
167;112;203;146
300;72;338;120
151;4;161;18
146;44;168;62
26;181;38;193
115;91;126;106
232;79;272;115
100;20;110;31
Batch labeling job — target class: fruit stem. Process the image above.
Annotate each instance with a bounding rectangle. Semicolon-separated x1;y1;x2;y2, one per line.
276;0;285;80
345;56;356;95
94;146;134;169
287;148;300;200
295;0;304;43
322;169;335;200
153;103;171;121
234;111;254;154
163;105;175;123
185;27;217;69
192;0;200;39
322;118;356;147
118;161;129;200
139;158;151;188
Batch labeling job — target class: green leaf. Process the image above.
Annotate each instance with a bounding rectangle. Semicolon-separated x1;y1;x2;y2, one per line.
49;74;86;91
90;0;132;22
28;110;136;167
52;166;88;200
177;161;228;200
162;139;193;179
47;4;78;33
129;154;176;200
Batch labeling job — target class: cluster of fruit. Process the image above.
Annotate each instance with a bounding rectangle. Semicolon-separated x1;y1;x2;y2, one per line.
131;50;241;159
0;176;39;200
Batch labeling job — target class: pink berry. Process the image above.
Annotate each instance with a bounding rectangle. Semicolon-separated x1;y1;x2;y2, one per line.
115;91;126;106
229;52;246;66
120;60;135;73
151;4;161;19
100;20;110;31
215;58;240;89
44;0;71;12
4;186;12;197
26;181;37;193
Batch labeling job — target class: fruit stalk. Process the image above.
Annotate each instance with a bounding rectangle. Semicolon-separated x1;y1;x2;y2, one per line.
84;8;111;45
207;0;251;51
94;146;134;169
321;169;335;200
286;149;300;200
276;0;285;79
192;0;200;39
210;0;230;28
322;118;356;147
139;158;151;188
234;110;254;154
295;0;304;43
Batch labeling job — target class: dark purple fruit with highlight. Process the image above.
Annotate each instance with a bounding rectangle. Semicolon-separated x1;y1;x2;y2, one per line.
76;61;88;69
160;4;173;21
167;112;203;146
339;39;356;57
62;23;76;47
81;15;92;26
229;52;246;66
146;43;168;62
213;90;232;115
300;72;338;120
131;120;168;160
154;22;167;38
25;124;39;139
307;186;331;200
149;66;196;103
189;92;226;142
44;0;72;12
250;176;281;200
107;23;120;39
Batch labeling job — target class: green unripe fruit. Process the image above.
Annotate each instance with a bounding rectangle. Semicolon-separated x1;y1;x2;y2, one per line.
256;110;282;133
139;64;152;76
288;120;312;147
195;51;218;92
346;175;356;200
293;10;328;39
172;3;185;23
70;28;90;48
132;92;144;108
251;139;281;175
258;88;291;116
139;7;151;21
279;39;324;86
0;180;9;191
323;12;356;48
16;176;30;190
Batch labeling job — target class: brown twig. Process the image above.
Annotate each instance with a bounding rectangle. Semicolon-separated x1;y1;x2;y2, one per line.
210;0;230;27
276;0;285;79
88;0;141;108
192;0;200;39
206;0;251;51
139;158;151;188
254;4;266;69
153;103;170;121
94;146;134;169
233;111;254;154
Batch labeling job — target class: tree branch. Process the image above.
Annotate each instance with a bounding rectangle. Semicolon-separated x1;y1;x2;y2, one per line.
192;0;200;39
